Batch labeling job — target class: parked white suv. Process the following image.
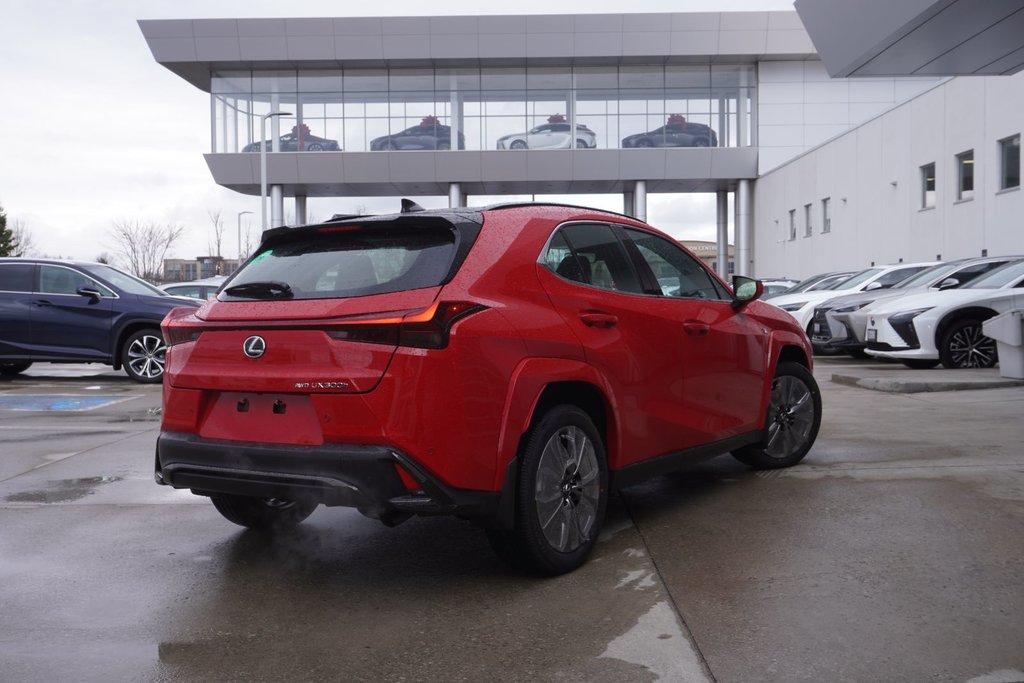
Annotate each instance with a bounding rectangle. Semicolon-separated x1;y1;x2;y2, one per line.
497;122;597;150
769;263;935;336
864;260;1024;369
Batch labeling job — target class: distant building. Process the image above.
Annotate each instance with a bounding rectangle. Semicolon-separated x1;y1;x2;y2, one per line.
683;240;735;276
163;256;239;283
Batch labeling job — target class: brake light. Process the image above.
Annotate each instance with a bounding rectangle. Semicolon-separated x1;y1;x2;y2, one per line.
162;307;203;347
326;301;486;349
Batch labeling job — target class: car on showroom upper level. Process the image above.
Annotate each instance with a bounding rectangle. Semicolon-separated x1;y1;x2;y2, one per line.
156;201;821;576
811;255;1023;357
864;259;1024;369
159;276;228;301
768;262;936;336
0;258;199;382
621;115;718;148
496;120;598;149
370;117;465;150
242;125;340;152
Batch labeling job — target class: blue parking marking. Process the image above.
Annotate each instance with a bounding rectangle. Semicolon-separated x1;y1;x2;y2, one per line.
0;395;134;412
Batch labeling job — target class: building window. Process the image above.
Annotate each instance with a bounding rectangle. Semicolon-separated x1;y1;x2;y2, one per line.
956;150;974;201
804;203;812;237
1000;134;1020;190
821;197;831;233
921;163;936;209
788;209;796;241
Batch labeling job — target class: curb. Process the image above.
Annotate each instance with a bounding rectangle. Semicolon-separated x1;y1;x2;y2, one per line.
830;373;1024;393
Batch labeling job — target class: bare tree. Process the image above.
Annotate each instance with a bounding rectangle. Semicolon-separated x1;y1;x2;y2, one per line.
95;252;113;264
9;219;36;257
207;210;225;257
109;219;185;282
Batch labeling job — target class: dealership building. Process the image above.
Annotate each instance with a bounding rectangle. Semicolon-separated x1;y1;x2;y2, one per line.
140;4;1023;277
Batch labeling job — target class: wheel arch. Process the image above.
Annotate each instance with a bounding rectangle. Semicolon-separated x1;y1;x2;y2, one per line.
935;306;999;346
112;320;163;370
495;358;619;490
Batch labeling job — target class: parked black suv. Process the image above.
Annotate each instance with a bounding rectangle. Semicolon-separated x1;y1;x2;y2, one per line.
0;259;199;382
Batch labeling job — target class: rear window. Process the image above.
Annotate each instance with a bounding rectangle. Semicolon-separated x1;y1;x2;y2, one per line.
223;226;457;300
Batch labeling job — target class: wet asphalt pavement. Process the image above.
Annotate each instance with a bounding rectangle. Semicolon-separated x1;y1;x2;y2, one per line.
0;361;1022;682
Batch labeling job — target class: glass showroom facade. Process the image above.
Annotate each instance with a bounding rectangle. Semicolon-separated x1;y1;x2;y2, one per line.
211;64;755;154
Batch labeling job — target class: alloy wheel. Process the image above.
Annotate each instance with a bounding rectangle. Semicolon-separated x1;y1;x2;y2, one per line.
764;375;816;459
534;425;601;553
947;325;997;368
127;333;166;380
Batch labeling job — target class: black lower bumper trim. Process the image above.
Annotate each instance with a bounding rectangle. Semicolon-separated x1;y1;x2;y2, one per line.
156;432;506;525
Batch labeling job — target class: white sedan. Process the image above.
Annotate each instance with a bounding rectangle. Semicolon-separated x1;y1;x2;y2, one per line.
864;260;1024;369
768;262;935;336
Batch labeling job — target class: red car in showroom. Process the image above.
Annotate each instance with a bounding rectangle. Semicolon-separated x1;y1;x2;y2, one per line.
157;202;820;574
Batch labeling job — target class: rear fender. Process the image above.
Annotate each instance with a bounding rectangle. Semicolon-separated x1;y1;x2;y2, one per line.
494;358;618;490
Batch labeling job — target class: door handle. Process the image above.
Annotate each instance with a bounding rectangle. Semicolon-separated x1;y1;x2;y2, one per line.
33;299;53;307
579;312;618;329
683;321;710;336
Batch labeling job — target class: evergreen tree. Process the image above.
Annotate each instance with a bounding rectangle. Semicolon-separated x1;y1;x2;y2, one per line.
0;205;15;257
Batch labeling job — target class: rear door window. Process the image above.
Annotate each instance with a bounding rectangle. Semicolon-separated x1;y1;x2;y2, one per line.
225;226;457;300
550;223;643;294
0;263;34;292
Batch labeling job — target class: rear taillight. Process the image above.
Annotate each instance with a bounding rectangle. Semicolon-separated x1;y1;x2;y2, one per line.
326;301;486;350
162;307;203;347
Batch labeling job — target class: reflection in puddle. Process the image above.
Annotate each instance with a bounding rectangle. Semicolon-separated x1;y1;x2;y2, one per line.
6;475;123;503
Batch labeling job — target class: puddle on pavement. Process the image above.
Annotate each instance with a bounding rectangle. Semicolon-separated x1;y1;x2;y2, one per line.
6;475;124;503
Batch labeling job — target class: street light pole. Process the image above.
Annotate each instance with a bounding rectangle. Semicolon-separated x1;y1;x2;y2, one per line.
236;210;253;263
260;110;292;232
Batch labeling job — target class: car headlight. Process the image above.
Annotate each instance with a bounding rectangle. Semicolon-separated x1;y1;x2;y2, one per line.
832;302;871;314
888;307;934;325
778;302;807;312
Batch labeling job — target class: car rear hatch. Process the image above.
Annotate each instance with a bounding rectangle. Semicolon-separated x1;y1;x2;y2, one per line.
163;210;483;395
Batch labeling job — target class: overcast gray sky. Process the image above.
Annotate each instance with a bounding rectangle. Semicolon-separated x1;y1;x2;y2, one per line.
0;0;793;266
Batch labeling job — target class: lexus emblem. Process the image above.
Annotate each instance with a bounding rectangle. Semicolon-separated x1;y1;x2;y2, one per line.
243;335;266;359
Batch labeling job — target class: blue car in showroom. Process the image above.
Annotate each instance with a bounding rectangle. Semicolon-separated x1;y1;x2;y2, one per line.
0;259;199;382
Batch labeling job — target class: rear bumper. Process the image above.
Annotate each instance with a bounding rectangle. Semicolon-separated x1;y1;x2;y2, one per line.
156;431;513;527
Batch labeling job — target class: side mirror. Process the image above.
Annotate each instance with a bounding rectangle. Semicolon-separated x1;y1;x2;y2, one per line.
77;286;102;303
732;276;763;310
864;281;883;291
937;277;960;290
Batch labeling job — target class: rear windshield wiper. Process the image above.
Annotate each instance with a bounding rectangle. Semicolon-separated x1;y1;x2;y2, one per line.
223;281;294;299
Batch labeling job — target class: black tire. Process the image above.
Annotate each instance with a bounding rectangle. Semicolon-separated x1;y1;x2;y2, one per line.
939;318;998;369
122;329;166;384
210;494;317;532
486;405;608;575
306;142;324;151
436;140;450;150
0;361;32;377
694;137;710;147
510;140;527;150
733;361;821;470
575;138;588;149
385;141;398;151
635;138;653;148
901;359;940;370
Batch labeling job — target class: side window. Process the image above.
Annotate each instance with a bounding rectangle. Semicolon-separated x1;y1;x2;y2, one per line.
167;285;202;298
876;267;927;288
40;266;101;295
624;228;727;300
0;263;34;292
549;223;643;294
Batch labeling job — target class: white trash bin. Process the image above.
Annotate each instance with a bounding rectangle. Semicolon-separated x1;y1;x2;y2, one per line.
982;310;1024;379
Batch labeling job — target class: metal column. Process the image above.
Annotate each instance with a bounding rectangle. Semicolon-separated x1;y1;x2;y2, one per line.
735;179;752;277
624;192;634;217
448;182;463;208
634;180;647;222
271;186;285;228
716;191;729;277
295;195;307;225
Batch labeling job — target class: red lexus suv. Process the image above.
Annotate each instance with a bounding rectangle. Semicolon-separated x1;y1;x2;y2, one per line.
157;202;820;574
